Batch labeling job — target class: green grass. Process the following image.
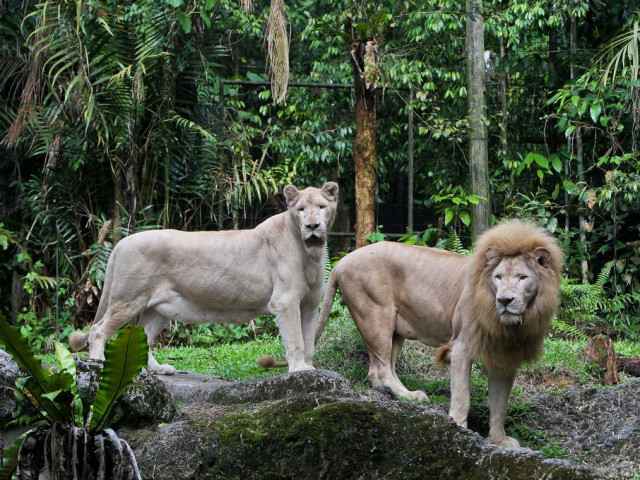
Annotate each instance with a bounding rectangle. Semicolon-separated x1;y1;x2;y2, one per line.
154;334;285;380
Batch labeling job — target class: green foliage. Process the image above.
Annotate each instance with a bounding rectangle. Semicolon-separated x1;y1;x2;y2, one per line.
0;312;147;431
0;313;78;424
436;227;472;256
431;184;484;229
166;316;279;348
559;261;640;340
89;326;148;431
366;226;388;243
0;315;147;478
3;0;640;348
592;22;640;86
397;227;439;247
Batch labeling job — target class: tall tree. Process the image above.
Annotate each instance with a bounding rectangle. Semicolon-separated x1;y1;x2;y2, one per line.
345;15;381;248
466;0;489;239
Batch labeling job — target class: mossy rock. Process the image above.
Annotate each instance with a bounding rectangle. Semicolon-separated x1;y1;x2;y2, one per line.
121;371;600;480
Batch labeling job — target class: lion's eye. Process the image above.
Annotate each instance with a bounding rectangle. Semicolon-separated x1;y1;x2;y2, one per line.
495;274;503;281
519;275;528;281
319;205;326;209
298;207;305;212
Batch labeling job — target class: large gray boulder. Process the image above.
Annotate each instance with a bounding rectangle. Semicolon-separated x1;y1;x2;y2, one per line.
0;353;176;429
0;350;21;427
120;370;600;480
75;358;177;428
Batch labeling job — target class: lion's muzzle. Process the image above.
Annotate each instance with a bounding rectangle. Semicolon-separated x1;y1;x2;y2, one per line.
304;234;326;248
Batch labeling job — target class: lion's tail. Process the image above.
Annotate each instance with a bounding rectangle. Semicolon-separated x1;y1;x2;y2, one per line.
257;355;288;369
314;267;339;344
69;331;89;352
435;342;452;367
69;241;119;352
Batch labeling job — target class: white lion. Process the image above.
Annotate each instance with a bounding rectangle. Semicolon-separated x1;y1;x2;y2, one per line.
70;182;339;374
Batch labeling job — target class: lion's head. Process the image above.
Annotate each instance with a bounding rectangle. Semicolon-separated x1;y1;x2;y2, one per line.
284;182;339;250
468;219;564;367
489;248;554;325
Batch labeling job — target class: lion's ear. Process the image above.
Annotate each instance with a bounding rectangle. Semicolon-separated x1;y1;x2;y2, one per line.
283;185;299;207
533;247;552;268
321;181;339;200
485;247;498;263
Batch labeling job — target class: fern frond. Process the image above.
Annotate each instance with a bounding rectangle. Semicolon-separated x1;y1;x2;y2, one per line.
552;317;589;342
595;260;614;288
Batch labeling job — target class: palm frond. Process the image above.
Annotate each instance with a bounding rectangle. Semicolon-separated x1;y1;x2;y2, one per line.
593;21;640;85
265;0;289;105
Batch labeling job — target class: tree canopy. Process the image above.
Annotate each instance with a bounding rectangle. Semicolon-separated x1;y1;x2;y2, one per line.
2;0;640;340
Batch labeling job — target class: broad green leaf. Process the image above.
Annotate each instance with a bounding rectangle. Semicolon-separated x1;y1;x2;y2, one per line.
55;342;83;424
533;154;549;169
444;210;454;226
165;0;184;6
0;313;68;422
460;211;471;226
200;8;211;28
550;154;563;173
537;169;544;180
177;12;191;33
467;195;483;205
524;152;535;165
564;125;577;137
0;430;32;478
89;325;147;432
590;103;602;123
577;100;588;117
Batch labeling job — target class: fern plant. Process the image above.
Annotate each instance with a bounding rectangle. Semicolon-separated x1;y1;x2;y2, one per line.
0;312;147;479
557;260;640;339
436;226;472;256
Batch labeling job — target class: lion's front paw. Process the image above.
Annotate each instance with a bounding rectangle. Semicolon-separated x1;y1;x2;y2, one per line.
288;364;315;373
400;390;429;402
151;364;177;375
491;435;521;449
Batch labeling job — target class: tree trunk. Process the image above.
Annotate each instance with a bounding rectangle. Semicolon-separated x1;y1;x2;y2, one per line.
347;19;379;249
466;0;490;240
407;89;415;232
113;162;126;244
570;14;589;284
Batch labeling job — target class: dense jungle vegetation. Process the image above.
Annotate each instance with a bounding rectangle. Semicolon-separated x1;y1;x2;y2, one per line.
1;0;640;350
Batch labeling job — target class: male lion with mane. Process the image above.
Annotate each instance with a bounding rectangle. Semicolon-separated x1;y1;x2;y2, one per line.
70;182;339;374
314;219;562;447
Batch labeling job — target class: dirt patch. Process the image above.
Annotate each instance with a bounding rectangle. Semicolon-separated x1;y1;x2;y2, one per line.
521;379;640;479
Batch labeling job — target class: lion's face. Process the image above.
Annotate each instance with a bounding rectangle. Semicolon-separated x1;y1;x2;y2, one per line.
284;182;339;250
490;255;540;325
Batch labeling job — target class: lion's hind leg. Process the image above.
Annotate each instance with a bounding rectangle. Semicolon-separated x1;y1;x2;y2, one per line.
390;334;429;401
139;310;175;375
354;307;428;402
88;298;146;362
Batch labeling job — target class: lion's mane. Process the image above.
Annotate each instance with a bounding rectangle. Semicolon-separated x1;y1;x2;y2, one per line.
438;220;563;374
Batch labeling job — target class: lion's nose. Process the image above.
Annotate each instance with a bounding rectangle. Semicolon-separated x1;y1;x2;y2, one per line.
306;222;320;230
498;296;514;306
